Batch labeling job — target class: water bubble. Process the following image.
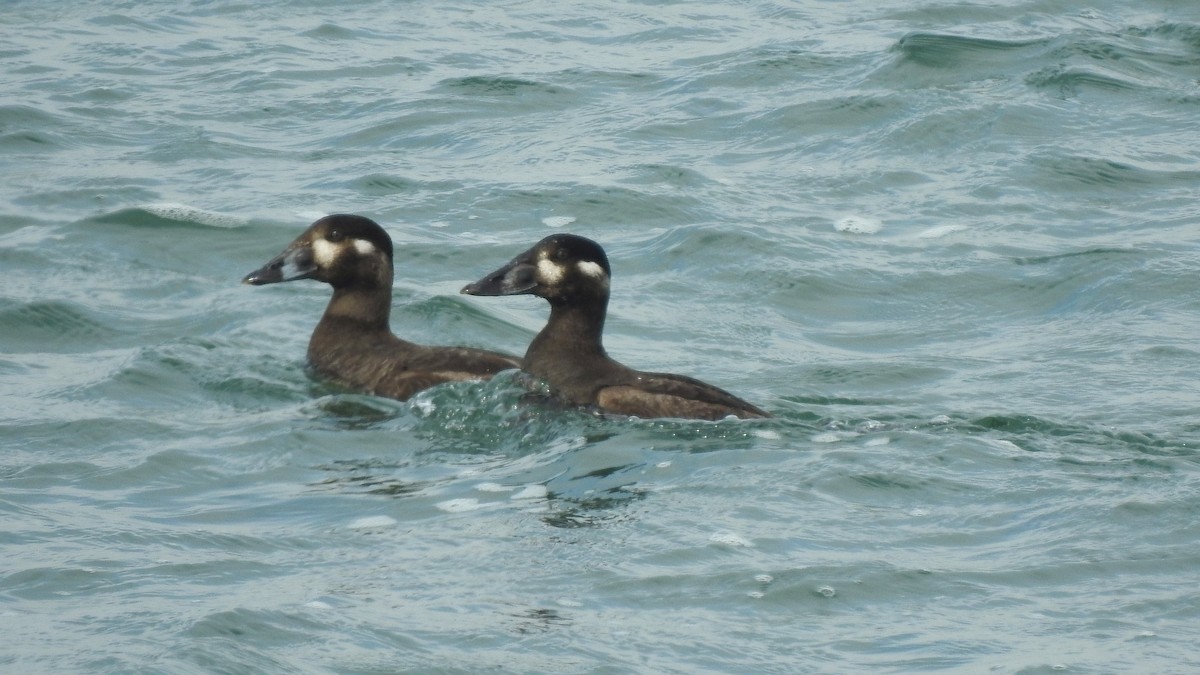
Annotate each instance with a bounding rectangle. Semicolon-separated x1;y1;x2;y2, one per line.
754;574;774;584
816;585;836;598
909;508;929;517
656;461;672;469
747;591;765;599
930;414;952;425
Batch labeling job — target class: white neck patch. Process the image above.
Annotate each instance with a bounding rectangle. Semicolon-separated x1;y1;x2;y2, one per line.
577;260;607;280
537;257;565;284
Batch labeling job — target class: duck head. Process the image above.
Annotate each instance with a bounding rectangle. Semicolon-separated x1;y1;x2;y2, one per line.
242;214;395;289
461;234;611;304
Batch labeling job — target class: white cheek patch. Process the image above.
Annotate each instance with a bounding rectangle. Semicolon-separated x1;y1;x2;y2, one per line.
352;238;376;256
577;260;608;280
312;238;337;267
537;257;565;284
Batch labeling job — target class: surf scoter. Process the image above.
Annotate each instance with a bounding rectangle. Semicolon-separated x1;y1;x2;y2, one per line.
243;214;520;400
461;234;770;420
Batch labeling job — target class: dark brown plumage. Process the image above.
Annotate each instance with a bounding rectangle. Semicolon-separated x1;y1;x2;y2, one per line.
243;214;519;400
461;234;770;420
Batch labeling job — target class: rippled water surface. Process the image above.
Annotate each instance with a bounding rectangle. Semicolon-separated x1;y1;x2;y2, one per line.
3;1;1200;672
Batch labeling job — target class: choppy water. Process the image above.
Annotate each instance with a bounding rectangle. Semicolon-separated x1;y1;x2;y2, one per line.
3;1;1200;672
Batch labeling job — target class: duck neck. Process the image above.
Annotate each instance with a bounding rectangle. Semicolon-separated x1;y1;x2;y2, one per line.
319;286;392;334
528;294;609;363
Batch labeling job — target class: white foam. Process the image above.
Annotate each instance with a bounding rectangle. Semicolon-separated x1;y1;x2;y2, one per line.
436;498;483;513
812;431;858;443
709;532;753;547
346;515;397;530
0;225;65;248
834;215;883;234
144;202;248;228
511;484;549;500
542;216;576;228
475;482;511;493
916;224;965;238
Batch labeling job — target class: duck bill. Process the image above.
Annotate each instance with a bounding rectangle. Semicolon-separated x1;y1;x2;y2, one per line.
461;258;538;296
242;244;317;285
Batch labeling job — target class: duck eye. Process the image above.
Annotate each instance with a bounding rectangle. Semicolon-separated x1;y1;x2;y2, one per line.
327;228;345;243
550;248;568;262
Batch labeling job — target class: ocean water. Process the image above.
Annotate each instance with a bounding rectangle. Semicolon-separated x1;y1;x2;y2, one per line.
3;0;1200;672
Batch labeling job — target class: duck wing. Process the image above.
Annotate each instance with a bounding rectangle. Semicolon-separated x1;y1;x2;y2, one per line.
595;371;769;420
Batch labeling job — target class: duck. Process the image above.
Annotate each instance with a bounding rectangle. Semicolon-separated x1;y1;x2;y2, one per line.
242;214;520;401
461;234;770;420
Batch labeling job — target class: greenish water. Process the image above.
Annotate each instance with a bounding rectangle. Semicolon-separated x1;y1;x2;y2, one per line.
3;1;1199;672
